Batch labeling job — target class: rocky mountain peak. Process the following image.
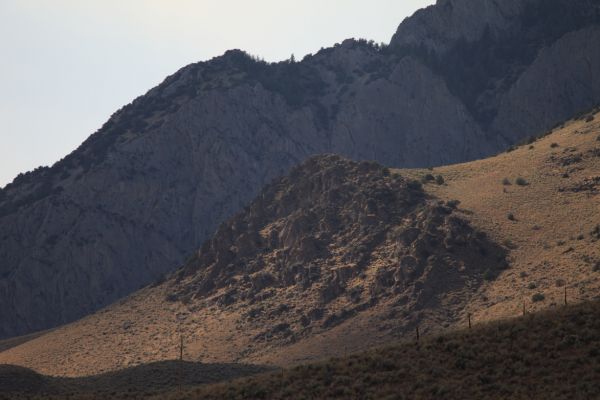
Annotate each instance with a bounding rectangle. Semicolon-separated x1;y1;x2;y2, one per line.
391;0;531;56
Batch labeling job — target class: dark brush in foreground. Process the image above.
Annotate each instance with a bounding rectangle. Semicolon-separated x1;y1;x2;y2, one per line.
0;361;273;399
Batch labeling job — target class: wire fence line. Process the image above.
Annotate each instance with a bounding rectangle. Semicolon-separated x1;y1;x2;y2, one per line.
415;285;600;344
170;285;599;361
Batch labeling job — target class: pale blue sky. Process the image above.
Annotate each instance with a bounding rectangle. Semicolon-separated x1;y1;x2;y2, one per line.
0;0;434;187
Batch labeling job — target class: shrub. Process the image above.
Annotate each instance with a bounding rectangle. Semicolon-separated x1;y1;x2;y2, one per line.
527;282;537;290
590;225;600;240
407;180;423;190
483;269;495;281
550;143;559;148
447;200;461;209
515;177;529;186
502;178;511;185
507;213;516;221
585;115;595;122
421;174;435;183
165;293;179;302
435;175;445;185
532;293;545;302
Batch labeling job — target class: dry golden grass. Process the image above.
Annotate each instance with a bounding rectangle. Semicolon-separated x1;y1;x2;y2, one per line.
397;110;600;326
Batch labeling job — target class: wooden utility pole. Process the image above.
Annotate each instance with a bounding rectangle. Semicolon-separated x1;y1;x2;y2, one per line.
564;287;568;306
468;313;472;329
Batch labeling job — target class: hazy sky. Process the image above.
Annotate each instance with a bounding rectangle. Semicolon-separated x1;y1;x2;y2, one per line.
0;0;434;187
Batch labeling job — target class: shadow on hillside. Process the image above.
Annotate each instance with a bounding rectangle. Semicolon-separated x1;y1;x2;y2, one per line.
0;329;55;353
0;360;275;397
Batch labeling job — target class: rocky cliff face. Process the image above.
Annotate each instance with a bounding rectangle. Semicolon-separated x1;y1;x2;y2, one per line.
1;0;599;338
391;0;600;128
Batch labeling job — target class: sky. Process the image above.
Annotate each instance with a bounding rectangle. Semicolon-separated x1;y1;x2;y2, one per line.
0;0;435;187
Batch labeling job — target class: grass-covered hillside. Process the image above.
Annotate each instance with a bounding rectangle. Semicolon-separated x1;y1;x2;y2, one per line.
169;300;600;400
2;300;599;399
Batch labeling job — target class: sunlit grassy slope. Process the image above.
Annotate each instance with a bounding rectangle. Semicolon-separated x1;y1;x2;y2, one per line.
399;109;600;325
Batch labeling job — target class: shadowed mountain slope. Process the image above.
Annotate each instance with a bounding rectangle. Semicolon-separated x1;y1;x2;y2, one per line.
1;0;600;338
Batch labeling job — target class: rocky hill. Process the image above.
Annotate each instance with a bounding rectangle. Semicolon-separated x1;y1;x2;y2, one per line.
0;155;507;376
1;0;600;338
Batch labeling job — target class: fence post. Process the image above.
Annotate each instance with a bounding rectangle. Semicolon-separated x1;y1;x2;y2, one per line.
178;332;183;395
180;333;184;361
468;313;472;330
564;286;567;306
416;324;420;344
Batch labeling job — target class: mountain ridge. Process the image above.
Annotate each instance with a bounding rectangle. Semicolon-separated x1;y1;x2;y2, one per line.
1;0;600;338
